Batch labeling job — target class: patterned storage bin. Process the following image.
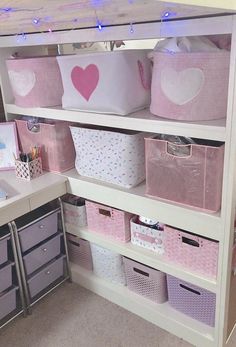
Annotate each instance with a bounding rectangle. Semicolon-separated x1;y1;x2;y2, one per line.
145;137;224;212
15;157;42;181
67;233;93;271
70;125;146;188
57;50;151;115
86;201;132;242
123;257;168;303
130;216;164;254
167;275;216;326
150;51;230;121
15;119;75;173
90;243;126;285
63;201;87;228
6;56;63;108
163;226;219;278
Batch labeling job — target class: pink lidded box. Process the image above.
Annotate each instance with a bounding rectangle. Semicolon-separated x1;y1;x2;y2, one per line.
15;119;75;173
130;216;164;254
6;56;63;108
150;51;230;121
145;137;224;212
86;201;133;242
167;275;216;326
163;226;219;279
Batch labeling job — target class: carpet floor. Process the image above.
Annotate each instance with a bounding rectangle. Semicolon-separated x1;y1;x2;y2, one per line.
0;282;193;347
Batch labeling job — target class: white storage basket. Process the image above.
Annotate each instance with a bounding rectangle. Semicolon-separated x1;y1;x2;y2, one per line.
90;243;126;285
57;50;151;115
70;125;146;188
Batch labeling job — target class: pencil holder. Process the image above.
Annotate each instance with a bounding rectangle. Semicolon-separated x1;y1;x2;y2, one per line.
15;157;43;180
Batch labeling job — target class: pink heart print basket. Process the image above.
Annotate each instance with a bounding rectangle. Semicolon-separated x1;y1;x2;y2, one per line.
56;50;151;115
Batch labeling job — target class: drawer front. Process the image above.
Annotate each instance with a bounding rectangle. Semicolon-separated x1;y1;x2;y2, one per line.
28;256;64;298
0;287;17;321
0;238;9;266
23;234;61;275
0;263;13;293
19;212;58;252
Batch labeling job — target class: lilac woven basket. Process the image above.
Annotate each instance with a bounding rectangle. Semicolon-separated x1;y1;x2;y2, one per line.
67;233;93;271
123;257;168;304
167;275;216;326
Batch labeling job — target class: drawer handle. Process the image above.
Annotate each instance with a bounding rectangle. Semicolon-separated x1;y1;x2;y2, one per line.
42;248;47;252
39;224;45;229
45;270;51;275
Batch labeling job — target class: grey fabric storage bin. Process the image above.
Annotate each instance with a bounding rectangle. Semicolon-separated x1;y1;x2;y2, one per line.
0;237;9;266
0;287;17;321
19;212;58;252
0;262;13;293
23;234;62;276
28;255;64;298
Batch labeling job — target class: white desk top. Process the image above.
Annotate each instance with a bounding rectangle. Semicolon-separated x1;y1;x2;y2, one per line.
0;171;67;226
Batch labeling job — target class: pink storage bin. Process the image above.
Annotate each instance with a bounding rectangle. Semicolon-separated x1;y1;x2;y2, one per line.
145;137;224;212
150;51;230;121
130;216;164;254
15;119;75;173
163;226;219;278
123;257;168;304
86;201;132;242
167;275;216;326
66;233;93;271
6;56;63;108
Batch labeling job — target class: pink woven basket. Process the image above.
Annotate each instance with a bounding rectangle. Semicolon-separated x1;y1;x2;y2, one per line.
66;233;93;271
123;257;168;304
163;226;219;278
150;51;230;121
6;56;63;108
167;275;216;326
145;137;224;212
86;201;132;242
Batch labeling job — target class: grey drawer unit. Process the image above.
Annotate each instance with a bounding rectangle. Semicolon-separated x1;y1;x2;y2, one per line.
0;287;17;321
23;234;62;276
28;255;64;298
0;263;13;293
0;237;9;266
19;212;59;252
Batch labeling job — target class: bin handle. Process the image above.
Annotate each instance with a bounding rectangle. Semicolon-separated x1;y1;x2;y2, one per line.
99;208;111;217
182;236;199;248
133;267;150;277
180;284;201;295
166;142;192;158
68;240;80;247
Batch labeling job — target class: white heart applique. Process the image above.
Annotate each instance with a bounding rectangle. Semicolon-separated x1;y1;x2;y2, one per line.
161;67;205;105
8;70;36;97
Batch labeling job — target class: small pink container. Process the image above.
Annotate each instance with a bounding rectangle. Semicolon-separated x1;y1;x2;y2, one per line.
145;138;224;212
86;201;132;242
67;234;93;271
15;119;75;173
6;56;63;108
150;51;230;121
163;226;219;278
123;257;168;304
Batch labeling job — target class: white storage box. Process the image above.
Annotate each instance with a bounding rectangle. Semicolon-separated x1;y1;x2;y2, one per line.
57;50;151;115
70;125;146;188
90;243;126;285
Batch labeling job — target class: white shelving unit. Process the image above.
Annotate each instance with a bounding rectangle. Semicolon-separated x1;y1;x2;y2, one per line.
1;3;236;347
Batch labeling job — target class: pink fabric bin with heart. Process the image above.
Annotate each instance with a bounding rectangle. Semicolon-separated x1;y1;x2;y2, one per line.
150;51;230;121
6;56;63;108
145;137;224;212
56;50;151;115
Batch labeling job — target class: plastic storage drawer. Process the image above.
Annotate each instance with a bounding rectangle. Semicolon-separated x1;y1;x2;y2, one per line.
23;234;62;276
27;256;64;298
0;263;13;293
0;287;17;321
167;275;216;326
86;201;132;242
123;257;168;304
67;234;93;271
19;212;59;252
0;237;9;266
163;226;219;278
145;137;224;212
